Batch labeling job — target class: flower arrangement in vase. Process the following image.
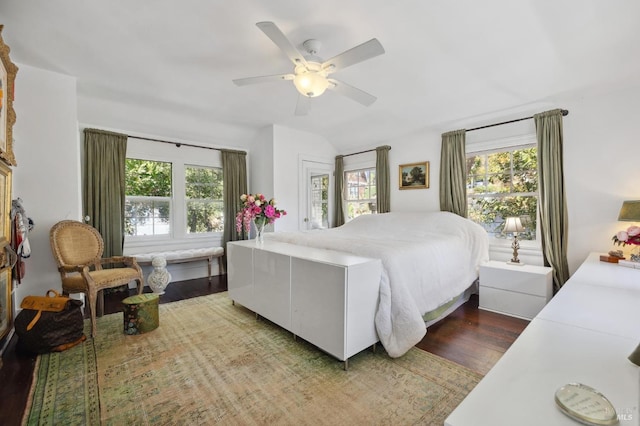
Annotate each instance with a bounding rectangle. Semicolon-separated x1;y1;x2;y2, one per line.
612;225;640;262
235;193;286;243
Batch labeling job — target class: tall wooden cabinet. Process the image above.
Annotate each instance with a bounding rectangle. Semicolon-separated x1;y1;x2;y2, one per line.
0;25;19;350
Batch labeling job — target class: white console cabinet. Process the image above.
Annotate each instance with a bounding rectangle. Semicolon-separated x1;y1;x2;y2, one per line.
446;253;640;426
479;261;553;320
227;240;382;367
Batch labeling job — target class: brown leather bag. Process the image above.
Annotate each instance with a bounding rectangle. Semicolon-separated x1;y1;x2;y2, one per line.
15;289;85;353
20;289;70;330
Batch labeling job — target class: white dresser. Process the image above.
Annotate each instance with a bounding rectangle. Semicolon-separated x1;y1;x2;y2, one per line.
446;253;640;426
227;240;382;368
479;261;553;320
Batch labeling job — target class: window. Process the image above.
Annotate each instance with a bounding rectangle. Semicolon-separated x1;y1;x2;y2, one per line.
344;167;377;220
466;146;538;240
125;158;172;237
185;165;224;233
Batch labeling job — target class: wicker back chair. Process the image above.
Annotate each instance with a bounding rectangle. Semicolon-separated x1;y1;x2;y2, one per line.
49;220;144;337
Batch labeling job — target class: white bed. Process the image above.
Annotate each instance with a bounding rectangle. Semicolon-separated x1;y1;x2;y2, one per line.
264;211;490;358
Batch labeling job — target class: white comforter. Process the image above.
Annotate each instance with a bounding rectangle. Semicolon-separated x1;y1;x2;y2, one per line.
264;211;490;358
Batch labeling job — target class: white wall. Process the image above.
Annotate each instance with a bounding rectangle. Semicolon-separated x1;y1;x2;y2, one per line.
562;83;640;273
386;128;443;212
250;125;336;233
12;64;81;302
248;125;275;205
340;128;442;214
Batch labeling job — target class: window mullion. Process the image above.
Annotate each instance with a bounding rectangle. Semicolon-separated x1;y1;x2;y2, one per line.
172;162;185;239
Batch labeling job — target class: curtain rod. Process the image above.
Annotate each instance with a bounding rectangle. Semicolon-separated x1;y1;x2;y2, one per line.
466;109;569;133
342;146;391;158
128;135;223;152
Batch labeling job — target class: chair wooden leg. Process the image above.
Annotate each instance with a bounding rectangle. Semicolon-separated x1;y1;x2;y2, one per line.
97;289;104;317
136;279;144;295
88;289;98;338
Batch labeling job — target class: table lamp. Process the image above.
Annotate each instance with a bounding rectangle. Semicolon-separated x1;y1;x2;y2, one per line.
504;217;525;266
618;200;640;263
629;343;640;366
618;200;640;222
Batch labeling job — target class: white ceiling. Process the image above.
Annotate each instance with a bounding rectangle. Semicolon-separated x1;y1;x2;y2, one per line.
1;0;639;151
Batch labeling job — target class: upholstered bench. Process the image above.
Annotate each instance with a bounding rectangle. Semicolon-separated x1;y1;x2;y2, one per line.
133;247;224;282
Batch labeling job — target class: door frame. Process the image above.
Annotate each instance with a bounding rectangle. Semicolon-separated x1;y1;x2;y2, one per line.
298;156;333;231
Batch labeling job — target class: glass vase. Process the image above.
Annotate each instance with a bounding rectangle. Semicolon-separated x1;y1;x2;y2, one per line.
630;245;640;263
254;219;266;245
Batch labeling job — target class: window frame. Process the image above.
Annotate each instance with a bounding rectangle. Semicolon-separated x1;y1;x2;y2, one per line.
123;137;224;252
184;164;224;235
343;165;377;221
124;158;174;239
466;139;540;249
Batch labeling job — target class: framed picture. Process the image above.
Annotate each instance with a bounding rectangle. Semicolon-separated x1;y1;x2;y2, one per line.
0;265;12;342
399;161;429;190
0;25;18;166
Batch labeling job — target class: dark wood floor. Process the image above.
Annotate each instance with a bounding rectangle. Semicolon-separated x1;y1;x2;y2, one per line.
0;275;527;426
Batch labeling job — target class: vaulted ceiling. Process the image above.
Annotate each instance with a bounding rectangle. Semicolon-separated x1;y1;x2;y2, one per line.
2;1;639;151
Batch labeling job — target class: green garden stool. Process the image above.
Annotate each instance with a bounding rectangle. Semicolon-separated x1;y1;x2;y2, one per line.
122;293;159;334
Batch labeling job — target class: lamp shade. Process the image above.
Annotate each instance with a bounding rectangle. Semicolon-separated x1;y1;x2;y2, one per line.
503;217;524;233
618;200;640;221
293;71;329;98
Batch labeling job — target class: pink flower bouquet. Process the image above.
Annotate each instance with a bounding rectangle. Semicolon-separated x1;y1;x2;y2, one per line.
612;225;640;246
235;193;286;234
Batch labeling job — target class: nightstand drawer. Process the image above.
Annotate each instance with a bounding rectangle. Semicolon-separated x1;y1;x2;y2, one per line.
479;287;546;320
480;262;553;298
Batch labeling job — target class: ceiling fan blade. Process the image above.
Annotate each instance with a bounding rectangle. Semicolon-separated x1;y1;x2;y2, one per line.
322;38;385;73
256;21;308;67
233;74;294;86
294;95;311;116
328;79;377;106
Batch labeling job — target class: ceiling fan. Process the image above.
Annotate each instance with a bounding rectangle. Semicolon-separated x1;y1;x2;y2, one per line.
233;21;385;115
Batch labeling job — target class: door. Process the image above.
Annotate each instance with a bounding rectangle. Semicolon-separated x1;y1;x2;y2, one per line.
300;160;332;230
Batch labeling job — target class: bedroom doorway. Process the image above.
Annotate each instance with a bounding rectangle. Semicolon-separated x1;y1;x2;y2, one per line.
300;160;333;231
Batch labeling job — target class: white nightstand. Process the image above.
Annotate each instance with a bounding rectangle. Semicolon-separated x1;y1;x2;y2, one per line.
479;261;553;320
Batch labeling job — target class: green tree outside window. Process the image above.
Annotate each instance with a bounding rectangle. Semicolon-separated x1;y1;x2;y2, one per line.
467;147;538;240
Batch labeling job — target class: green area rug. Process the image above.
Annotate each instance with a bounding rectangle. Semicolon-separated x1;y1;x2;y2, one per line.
22;321;100;425
23;292;482;425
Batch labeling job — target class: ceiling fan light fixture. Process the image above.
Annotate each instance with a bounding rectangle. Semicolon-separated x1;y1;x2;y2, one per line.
293;69;328;97
233;22;385;111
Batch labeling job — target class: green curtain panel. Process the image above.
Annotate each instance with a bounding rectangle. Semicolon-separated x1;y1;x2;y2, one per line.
82;128;128;258
535;109;570;291
222;149;248;246
439;129;468;217
376;145;392;213
333;155;345;227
